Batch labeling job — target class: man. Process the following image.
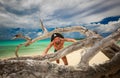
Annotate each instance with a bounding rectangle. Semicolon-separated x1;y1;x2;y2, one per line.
42;33;77;65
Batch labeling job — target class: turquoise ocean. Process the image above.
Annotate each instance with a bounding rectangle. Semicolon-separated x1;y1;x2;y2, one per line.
0;40;72;59
0;40;120;59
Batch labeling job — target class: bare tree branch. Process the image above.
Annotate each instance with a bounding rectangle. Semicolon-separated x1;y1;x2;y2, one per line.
9;28;120;65
30;26;99;44
12;34;32;57
12;33;31;41
2;21;120;78
78;29;120;70
15;44;24;57
8;36;101;61
39;19;48;34
0;52;120;78
13;25;99;57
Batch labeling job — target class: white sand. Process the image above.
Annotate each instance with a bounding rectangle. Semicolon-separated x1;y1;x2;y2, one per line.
1;49;109;66
52;49;109;66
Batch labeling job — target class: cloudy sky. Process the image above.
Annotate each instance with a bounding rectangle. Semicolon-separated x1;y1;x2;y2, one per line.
0;0;120;40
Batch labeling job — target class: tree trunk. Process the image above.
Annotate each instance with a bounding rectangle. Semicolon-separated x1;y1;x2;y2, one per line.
2;23;120;78
101;43;120;59
0;52;120;78
78;28;120;69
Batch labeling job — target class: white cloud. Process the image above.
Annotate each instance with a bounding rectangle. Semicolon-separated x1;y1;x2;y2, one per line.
37;32;42;36
0;0;42;11
0;0;120;29
90;19;120;33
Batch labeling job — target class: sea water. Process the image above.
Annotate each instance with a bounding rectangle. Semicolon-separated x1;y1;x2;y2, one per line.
0;40;72;59
1;40;119;59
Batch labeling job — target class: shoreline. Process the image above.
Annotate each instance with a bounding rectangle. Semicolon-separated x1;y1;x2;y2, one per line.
52;50;109;66
0;49;109;66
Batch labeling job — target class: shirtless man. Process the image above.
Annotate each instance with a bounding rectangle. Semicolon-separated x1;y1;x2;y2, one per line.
42;33;77;65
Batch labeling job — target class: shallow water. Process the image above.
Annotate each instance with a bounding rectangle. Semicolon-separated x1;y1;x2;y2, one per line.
0;40;72;58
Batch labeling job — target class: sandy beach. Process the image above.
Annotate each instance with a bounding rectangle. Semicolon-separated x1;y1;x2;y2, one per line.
0;40;112;65
1;49;109;66
51;49;109;66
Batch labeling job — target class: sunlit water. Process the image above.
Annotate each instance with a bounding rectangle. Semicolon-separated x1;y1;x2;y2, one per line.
0;40;72;59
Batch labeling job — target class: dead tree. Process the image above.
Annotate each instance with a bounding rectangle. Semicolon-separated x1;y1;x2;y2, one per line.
12;20;120;60
0;51;120;78
0;31;120;78
0;20;120;78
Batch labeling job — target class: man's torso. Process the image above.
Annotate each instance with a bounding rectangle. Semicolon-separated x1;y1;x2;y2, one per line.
52;37;64;50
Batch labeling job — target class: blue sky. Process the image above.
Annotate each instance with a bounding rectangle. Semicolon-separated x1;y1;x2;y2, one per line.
0;0;120;40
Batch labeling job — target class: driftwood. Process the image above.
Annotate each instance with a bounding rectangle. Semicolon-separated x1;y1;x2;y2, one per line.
13;19;101;57
0;52;120;78
14;26;99;57
12;20;120;60
0;21;120;78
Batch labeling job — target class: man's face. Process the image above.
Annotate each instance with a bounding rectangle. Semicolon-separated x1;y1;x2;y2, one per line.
54;37;61;45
